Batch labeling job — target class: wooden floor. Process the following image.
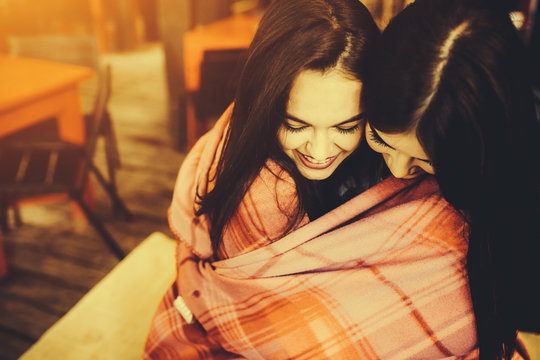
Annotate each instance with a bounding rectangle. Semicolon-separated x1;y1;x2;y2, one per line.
0;44;185;360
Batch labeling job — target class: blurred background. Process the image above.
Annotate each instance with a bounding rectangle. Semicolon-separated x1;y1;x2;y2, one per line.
0;0;538;359
0;0;422;147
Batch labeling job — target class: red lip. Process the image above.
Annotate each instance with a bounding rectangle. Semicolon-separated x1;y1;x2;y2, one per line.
296;150;338;170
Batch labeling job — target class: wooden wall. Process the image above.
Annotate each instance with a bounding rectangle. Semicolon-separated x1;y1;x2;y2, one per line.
157;0;233;150
0;0;93;52
0;0;160;53
0;0;423;151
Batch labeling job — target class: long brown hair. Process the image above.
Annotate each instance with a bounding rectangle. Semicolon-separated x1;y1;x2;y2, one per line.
196;0;380;254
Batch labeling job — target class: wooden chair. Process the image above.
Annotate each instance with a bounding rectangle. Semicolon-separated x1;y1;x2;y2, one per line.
194;48;247;120
0;66;126;260
7;35;101;69
189;48;248;144
6;35;129;219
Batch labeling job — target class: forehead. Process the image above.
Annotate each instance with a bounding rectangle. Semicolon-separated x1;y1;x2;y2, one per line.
287;68;362;125
376;129;430;160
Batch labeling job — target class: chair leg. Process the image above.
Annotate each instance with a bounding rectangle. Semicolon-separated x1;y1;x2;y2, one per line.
0;194;9;232
91;164;132;221
13;203;22;227
103;112;121;169
74;196;125;260
102;117;129;220
0;194;22;232
102;164;126;219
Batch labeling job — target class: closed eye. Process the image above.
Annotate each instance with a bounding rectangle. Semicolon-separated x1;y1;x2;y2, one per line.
368;127;390;148
284;122;308;132
335;124;360;134
369;124;433;165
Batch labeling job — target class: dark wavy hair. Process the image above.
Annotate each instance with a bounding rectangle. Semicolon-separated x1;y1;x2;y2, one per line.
362;0;540;358
196;0;380;255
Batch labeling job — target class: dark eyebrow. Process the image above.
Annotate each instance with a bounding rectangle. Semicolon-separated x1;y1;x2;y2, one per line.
285;112;365;126
368;123;432;163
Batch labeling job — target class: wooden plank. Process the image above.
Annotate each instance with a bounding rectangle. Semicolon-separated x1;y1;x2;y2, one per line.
4;226;119;269
0;269;86;314
108;0;139;51
137;0;161;41
0;296;59;340
0;329;34;360
157;0;190;150
89;0;109;52
5;245;110;289
192;0;230;27
5;228;118;269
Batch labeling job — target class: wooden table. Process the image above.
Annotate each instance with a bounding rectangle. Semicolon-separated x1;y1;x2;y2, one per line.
0;55;95;221
183;14;259;147
0;55;93;145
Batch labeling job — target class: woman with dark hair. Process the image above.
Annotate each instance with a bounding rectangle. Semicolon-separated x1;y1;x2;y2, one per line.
145;0;491;358
362;0;540;358
195;0;383;258
146;0;383;357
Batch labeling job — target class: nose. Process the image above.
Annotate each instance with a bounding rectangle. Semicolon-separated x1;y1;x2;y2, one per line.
307;130;332;160
386;152;414;178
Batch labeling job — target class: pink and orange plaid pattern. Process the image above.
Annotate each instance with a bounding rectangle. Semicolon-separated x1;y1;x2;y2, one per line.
145;106;491;359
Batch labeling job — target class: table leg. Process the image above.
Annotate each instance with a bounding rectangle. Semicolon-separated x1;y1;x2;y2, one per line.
56;87;86;145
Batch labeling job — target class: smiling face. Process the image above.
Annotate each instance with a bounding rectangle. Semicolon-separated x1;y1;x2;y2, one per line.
277;68;364;180
365;123;435;179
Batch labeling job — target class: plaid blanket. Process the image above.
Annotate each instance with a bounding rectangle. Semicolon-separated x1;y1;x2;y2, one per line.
145;107;483;359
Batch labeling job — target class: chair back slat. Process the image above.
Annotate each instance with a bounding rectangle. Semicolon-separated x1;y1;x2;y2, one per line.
45;151;59;186
7;35;100;70
15;151;31;183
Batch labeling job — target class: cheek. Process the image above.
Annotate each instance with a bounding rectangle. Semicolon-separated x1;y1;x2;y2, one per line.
335;133;362;151
278;129;306;151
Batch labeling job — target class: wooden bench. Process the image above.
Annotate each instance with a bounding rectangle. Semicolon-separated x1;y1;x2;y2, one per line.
20;232;176;360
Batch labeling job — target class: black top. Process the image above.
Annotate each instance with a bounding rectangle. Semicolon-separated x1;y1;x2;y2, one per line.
305;140;388;220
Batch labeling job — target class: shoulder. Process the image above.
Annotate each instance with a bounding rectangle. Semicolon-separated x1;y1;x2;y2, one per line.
364;176;470;254
403;177;470;254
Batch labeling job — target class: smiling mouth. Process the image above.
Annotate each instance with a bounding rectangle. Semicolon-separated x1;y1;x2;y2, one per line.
296;151;339;170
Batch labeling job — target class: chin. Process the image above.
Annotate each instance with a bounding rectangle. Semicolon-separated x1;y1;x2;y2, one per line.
299;167;335;180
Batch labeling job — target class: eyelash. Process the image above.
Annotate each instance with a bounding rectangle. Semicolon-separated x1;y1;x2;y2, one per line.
368;129;433;166
368;129;389;147
336;125;360;134
284;124;306;133
284;124;360;134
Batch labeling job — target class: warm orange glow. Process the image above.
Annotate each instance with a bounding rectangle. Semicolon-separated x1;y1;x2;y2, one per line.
183;14;260;91
0;55;93;144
